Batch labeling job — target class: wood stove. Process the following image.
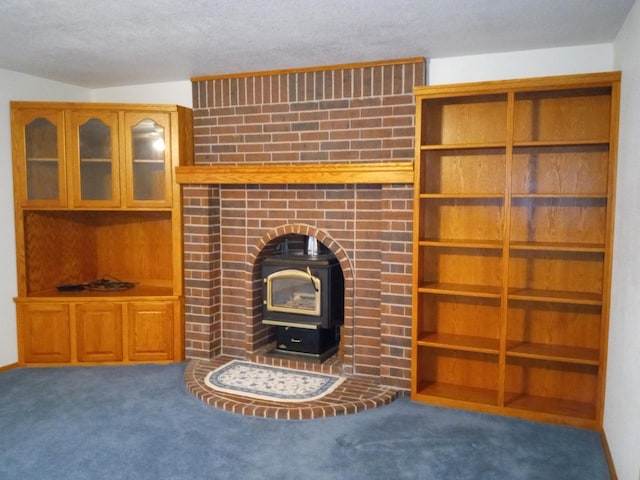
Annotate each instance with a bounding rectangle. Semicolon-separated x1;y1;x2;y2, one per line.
262;239;344;361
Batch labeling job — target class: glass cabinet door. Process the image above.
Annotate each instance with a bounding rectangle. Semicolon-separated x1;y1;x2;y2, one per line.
12;109;67;206
124;112;172;206
66;111;120;207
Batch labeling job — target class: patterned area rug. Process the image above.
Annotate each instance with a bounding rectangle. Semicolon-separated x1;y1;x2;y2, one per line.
204;360;345;402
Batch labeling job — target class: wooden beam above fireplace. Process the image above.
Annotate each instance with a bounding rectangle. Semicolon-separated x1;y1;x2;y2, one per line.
175;162;414;185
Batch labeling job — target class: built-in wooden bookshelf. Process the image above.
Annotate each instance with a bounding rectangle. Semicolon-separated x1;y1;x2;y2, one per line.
411;72;620;429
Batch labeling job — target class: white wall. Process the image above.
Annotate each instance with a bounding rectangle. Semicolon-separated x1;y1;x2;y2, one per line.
91;80;192;107
428;43;613;85
0;69;90;367
607;1;640;479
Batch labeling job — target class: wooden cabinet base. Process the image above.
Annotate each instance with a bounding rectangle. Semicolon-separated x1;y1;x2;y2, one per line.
76;302;123;362
16;298;183;366
18;303;71;364
127;301;176;362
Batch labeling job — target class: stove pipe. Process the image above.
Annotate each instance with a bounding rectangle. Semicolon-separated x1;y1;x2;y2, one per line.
305;236;319;256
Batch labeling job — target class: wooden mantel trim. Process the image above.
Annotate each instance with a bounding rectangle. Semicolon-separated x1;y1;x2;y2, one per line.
176;162;414;185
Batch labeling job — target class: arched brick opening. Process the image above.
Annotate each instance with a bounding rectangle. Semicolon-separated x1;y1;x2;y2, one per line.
246;224;355;367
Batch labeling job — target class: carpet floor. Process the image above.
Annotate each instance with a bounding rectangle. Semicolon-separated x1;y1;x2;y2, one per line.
0;363;610;480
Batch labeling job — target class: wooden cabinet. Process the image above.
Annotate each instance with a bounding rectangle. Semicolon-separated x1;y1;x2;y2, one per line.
66;109;121;208
76;302;123;363
16;299;179;365
123;111;173;207
18;303;71;364
411;72;620;429
12;103;179;209
11;101;193;366
11;108;67;207
127;301;176;361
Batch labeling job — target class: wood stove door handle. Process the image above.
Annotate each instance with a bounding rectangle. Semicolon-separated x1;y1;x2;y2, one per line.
306;266;320;292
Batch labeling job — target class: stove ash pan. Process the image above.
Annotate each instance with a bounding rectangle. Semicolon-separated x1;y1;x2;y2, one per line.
262;254;344;330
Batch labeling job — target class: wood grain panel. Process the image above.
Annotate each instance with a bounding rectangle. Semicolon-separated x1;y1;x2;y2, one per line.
504;357;598;406
418;246;503;287
127;301;174;361
510;198;606;245
417;347;499;392
420;149;506;195
507;301;601;351
512;145;609;195
421;95;508;145
24;211;97;293
93;211;173;285
19;303;71;364
418;198;504;242
76;302;123;362
416;294;501;340
509;250;603;294
514;89;611;143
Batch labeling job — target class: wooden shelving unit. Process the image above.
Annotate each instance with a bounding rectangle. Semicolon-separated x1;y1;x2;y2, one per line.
11;101;193;366
411;72;620;429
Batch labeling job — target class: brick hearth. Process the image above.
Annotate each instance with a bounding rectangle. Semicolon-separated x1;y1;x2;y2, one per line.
185;354;400;419
181;58;424;390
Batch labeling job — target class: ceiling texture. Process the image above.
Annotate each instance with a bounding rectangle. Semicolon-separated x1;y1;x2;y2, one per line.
0;0;635;88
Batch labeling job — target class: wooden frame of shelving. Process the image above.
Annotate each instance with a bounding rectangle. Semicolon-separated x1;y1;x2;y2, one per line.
411;72;620;429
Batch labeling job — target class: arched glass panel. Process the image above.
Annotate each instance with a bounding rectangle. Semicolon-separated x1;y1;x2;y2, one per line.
131;119;165;201
79;118;113;201
25;118;58;200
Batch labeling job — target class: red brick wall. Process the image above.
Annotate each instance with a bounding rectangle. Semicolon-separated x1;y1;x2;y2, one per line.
183;58;423;389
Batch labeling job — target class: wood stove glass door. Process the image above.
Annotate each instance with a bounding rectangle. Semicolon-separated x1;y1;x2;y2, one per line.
265;268;321;316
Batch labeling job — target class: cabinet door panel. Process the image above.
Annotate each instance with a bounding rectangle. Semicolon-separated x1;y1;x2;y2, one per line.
19;303;71;364
127;301;174;361
124;112;172;207
76;303;123;362
66;111;121;207
12;109;67;207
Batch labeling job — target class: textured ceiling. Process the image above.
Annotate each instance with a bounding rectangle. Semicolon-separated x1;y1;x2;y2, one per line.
0;0;634;88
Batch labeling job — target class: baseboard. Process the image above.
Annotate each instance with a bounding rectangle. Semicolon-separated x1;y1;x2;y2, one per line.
0;362;19;373
601;431;618;480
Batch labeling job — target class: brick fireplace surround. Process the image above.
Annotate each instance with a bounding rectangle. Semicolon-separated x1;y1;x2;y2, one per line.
180;58;425;391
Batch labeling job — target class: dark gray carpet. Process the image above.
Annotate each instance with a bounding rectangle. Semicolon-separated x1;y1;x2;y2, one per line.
0;363;609;480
